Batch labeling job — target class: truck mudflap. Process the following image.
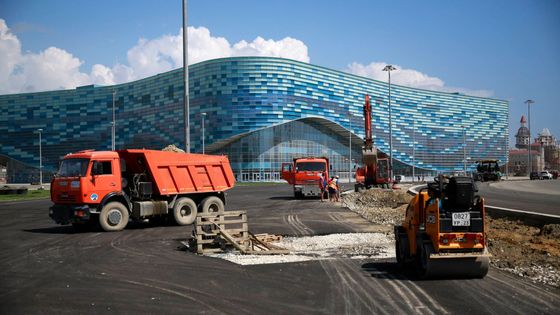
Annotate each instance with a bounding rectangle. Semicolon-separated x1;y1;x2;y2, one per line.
49;204;93;225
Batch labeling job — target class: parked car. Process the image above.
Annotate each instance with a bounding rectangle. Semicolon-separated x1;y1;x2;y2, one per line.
540;171;553;180
530;171;540;180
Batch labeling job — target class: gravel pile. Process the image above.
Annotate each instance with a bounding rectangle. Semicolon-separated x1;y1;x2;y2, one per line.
487;218;560;288
500;265;559;288
209;233;394;265
342;188;412;225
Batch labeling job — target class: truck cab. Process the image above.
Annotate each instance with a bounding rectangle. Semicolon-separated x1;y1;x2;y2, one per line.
281;157;329;198
50;150;123;228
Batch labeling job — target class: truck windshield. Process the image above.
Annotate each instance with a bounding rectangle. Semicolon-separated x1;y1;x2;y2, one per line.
296;162;325;172
58;158;89;177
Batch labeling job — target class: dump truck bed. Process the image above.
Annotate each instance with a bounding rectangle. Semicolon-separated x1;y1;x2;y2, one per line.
119;149;235;195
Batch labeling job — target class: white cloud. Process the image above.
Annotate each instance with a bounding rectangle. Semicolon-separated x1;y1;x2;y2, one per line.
346;62;493;98
232;36;309;62
0;20;310;94
1;18;488;98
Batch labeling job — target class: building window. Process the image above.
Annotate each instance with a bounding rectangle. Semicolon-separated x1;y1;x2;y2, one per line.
142;94;151;105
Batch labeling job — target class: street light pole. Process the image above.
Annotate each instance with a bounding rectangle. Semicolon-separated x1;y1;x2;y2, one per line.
463;126;467;173
36;128;43;187
525;99;534;175
201;112;206;154
112;90;116;151
383;65;397;182
182;0;190;153
412;120;415;182
348;114;352;183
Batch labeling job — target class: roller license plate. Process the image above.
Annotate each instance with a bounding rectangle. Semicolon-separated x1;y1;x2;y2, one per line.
452;212;470;226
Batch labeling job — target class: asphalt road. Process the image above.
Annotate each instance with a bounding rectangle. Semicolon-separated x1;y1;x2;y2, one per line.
1;184;559;314
477;180;560;215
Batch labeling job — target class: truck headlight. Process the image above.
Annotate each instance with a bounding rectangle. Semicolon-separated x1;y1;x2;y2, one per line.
71;181;80;188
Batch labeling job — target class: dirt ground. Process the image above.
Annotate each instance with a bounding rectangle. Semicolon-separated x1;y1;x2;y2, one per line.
487;218;560;287
343;188;560;288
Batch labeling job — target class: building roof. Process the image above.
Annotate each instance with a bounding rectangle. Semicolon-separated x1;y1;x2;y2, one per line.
540;128;552;137
515;126;529;137
520;115;526;124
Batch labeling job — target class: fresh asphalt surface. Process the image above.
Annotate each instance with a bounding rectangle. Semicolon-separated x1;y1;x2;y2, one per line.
1;184;559;314
477;179;560;216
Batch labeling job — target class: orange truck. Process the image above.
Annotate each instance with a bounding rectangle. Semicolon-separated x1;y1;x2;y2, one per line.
49;149;235;231
281;157;329;198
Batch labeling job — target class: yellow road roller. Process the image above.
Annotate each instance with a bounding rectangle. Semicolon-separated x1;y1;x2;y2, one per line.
394;175;490;278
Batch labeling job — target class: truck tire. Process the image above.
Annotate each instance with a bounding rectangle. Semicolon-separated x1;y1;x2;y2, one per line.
200;196;225;214
99;202;129;232
173;197;198;225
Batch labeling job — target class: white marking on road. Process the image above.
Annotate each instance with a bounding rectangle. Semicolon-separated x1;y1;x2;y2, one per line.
485;205;560;219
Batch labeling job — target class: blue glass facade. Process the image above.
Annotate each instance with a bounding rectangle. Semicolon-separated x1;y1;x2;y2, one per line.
0;57;508;182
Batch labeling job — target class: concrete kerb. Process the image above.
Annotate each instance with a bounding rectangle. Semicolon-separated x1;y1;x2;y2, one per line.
406;184;560;227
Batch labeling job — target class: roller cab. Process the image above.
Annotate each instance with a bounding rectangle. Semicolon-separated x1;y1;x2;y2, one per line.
395;175;490;278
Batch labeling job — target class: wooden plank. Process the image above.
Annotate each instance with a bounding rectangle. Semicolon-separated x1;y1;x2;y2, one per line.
218;228;248;253
200;248;223;254
198;210;247;217
196;219;247;225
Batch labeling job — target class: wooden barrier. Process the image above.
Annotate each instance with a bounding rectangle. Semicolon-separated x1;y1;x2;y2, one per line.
194;210;288;255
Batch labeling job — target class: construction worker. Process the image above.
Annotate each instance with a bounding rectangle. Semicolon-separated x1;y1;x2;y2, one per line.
319;171;328;202
328;176;340;202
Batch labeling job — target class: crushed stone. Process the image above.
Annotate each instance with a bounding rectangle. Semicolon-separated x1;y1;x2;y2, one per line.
342;188;412;225
209;233;394;265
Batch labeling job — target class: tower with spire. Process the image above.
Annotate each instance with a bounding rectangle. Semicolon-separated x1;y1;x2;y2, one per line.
515;115;530;149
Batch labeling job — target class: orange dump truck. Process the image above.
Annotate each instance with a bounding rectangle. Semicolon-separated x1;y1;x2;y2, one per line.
281;157;329;198
49;149;235;231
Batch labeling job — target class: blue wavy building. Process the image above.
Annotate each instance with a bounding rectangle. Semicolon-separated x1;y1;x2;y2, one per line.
0;57;508;183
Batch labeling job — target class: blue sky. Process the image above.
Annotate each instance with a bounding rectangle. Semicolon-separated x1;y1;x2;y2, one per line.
1;0;559;145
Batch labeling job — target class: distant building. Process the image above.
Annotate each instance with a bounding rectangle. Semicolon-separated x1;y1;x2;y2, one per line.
536;128;560;170
0;57;509;183
508;148;544;175
509;116;560;174
515;115;530;149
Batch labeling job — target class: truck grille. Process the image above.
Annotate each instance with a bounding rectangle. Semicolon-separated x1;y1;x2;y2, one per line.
58;193;78;203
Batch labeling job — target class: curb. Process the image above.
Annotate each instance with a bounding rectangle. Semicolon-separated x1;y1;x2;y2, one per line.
485;205;560;226
405;184;560;227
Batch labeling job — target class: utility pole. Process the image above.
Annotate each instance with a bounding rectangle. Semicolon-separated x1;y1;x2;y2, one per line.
182;0;190;152
383;65;397;182
36;129;43;188
412;120;415;182
201;112;206;154
463;126;467;173
348;114;352;183
112;90;116;151
525;100;534;175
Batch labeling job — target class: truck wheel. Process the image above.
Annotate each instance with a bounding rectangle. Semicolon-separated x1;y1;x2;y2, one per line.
99;202;129;232
173;197;198;225
200;196;225;214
